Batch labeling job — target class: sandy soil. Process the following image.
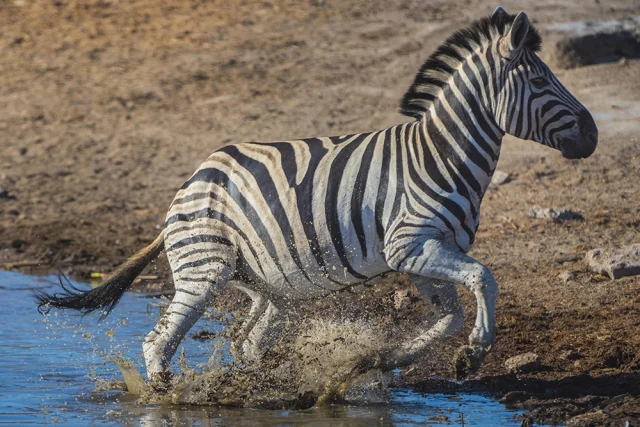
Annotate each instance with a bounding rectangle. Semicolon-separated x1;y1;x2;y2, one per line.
1;0;639;424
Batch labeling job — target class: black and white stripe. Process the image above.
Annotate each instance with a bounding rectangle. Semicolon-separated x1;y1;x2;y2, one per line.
36;8;597;383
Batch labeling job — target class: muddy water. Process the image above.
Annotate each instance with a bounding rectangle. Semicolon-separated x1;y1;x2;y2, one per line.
0;271;530;425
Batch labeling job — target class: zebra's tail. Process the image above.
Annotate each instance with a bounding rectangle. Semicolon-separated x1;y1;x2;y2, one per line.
35;232;165;319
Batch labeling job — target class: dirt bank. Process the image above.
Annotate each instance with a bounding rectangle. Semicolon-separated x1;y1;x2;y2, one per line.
1;0;639;424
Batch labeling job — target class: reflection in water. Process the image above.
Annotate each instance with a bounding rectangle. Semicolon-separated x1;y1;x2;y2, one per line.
0;271;527;425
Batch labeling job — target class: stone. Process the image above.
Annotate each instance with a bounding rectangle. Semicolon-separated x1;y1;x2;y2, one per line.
542;17;640;69
561;349;583;361
566;410;609;427
558;271;576;283
0;188;16;200
490;170;511;186
529;206;584;222
504;352;541;374
585;244;640;280
394;288;411;310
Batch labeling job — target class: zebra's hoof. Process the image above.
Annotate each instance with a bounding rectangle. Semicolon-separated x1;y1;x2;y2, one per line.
452;345;485;379
148;371;173;394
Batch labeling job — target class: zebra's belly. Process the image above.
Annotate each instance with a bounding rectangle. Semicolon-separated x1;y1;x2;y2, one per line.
240;244;391;299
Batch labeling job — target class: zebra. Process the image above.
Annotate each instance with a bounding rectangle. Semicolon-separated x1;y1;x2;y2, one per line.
36;7;598;388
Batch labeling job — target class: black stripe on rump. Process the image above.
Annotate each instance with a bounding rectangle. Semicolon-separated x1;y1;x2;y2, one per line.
165;234;233;253
325;133;370;280
171;166;293;286
245;141;298;188
165;207;269;283
173;256;231;274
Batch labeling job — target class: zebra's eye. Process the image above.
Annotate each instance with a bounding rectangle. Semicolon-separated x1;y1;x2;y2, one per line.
530;76;549;89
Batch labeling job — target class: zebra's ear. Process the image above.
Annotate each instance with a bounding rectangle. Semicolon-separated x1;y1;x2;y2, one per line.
501;11;530;58
509;11;530;52
491;6;507;19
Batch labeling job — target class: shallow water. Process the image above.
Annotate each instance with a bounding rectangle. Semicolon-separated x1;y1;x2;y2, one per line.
0;271;530;426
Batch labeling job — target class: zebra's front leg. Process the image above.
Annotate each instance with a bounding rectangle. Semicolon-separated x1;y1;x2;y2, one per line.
387;239;498;378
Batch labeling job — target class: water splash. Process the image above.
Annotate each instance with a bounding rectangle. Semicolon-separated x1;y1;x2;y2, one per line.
110;318;398;408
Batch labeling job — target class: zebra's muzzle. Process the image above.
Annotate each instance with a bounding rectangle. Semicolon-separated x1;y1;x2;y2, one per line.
560;110;598;159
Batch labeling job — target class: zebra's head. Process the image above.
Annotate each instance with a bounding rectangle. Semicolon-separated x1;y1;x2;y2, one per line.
399;7;598;160
492;7;598;159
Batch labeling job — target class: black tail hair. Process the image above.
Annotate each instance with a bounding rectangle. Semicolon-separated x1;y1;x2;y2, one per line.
34;233;164;320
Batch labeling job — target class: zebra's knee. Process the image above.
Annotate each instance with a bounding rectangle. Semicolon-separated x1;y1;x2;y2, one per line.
466;264;497;295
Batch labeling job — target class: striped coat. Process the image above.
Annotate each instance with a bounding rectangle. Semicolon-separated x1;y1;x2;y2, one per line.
36;7;597;387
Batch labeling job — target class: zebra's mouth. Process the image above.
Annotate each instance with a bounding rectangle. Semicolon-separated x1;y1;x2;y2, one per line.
559;138;596;159
560;141;583;159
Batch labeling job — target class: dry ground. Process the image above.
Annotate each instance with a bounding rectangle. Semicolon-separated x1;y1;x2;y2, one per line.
1;0;639;424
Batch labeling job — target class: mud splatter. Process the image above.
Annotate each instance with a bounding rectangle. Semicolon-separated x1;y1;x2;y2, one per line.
117;318;401;408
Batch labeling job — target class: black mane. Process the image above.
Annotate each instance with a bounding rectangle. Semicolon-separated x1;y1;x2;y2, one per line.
399;12;542;119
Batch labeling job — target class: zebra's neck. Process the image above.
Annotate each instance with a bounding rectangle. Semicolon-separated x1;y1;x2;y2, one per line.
413;82;505;198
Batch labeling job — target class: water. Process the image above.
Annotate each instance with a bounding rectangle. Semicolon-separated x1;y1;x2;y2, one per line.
0;270;528;426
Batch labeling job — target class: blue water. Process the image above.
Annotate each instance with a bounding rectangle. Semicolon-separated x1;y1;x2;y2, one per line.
0;270;529;425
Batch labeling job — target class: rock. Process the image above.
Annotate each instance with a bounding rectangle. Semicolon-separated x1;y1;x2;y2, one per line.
561;350;583;361
11;239;27;251
394;288;411;310
529;206;584;222
393;285;419;310
490;170;511;186
585;244;640;280
505;352;541;374
0;188;16;200
558;271;576;283
542;17;640;69
499;390;530;404
566;410;610;427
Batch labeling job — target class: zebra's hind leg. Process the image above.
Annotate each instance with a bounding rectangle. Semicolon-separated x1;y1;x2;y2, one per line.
241;300;285;365
229;284;269;362
142;261;233;390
